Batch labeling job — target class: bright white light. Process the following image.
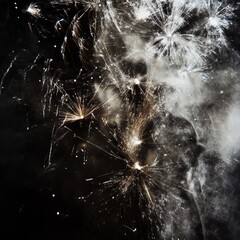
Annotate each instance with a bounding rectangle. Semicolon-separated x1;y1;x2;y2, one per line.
130;135;142;146
134;3;152;21
208;17;219;28
26;3;41;18
133;161;143;171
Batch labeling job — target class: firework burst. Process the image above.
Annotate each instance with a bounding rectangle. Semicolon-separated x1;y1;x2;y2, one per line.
2;0;240;240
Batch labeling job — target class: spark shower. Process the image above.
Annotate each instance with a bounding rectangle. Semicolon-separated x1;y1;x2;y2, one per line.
1;1;240;240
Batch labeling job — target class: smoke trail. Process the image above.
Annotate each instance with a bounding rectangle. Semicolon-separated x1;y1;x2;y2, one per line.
1;0;240;240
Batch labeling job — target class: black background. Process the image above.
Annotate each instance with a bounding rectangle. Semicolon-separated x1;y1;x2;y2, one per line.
1;1;240;240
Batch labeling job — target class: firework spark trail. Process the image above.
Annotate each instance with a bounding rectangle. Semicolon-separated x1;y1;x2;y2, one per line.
25;2;42;18
0;52;23;94
2;0;239;239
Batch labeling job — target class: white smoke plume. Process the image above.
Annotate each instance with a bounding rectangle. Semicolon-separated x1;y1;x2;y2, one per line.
1;0;240;240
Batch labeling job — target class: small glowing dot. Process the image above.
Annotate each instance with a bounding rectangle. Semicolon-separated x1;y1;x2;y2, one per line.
56;212;60;215
130;135;142;146
52;194;55;198
134;78;140;85
133;161;143;171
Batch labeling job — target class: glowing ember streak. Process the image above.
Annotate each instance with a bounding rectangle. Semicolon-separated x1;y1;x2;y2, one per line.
26;3;41;18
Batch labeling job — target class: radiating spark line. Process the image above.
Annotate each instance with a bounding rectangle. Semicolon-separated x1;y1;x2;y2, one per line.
143;181;153;203
48;105;61;165
64;126;128;163
123;225;137;232
0;53;21;94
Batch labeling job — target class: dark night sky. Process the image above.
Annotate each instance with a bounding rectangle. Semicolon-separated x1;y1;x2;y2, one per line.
1;1;240;240
0;2;129;239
